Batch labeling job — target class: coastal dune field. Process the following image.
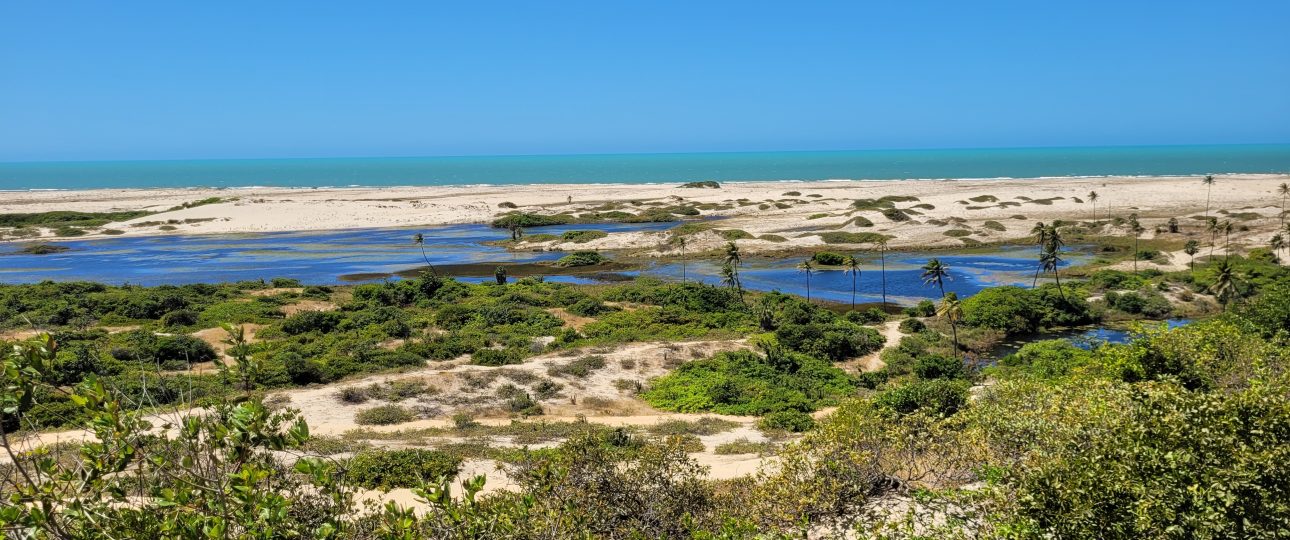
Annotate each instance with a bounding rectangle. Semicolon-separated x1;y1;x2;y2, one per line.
4;174;1288;255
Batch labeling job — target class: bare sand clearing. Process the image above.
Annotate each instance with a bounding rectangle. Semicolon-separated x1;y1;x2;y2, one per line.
5;174;1287;254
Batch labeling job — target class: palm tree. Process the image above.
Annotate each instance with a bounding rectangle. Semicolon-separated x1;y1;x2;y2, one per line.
678;237;687;283
1202;175;1216;217
1208;259;1238;311
507;224;524;242
843;255;861;310
921;258;950;297
1183;240;1200;271
1030;221;1049;288
494;266;507;285
1206;217;1220;258
1221;220;1234;259
1271;233;1285;262
1279;183;1289;226
720;262;738;291
1128;215;1144;272
1087;190;1099;224
875;239;889;305
1167;217;1179;234
1040;249;1068;301
936;292;963;360
411;233;439;276
797;260;815;301
723;242;743;298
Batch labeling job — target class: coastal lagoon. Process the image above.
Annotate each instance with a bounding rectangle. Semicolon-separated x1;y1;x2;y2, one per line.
0;222;1088;304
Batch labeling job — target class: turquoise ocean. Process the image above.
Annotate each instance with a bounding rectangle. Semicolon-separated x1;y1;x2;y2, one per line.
1;144;1288;190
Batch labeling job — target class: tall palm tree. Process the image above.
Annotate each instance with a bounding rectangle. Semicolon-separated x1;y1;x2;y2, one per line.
1183;240;1200;271
1206;217;1220;258
921;258;950;297
875;239;889;305
1221;220;1234;260
936;292;963;360
1279;183;1289;226
1030;221;1049;288
1202;175;1216;217
1208;259;1238;311
723;241;743;298
678;237;687;283
720;262;738;291
1087;190;1099;224
1128;215;1144;272
843;255;861;310
1039;249;1068;301
411;233;439;276
797;259;815;301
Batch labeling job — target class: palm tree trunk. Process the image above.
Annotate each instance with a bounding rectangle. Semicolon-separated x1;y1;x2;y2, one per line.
879;249;887;305
1053;268;1067;302
805;273;811;301
950;321;960;360
419;245;438;277
850;273;856;309
1206;185;1213;217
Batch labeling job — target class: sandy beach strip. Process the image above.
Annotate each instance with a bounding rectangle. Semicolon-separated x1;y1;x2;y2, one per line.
3;174;1287;254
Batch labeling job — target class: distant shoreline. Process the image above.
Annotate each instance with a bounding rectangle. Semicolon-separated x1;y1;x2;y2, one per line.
3;174;1287;264
2;144;1288;190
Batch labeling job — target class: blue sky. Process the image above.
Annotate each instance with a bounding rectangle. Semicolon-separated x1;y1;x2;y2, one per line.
2;1;1288;161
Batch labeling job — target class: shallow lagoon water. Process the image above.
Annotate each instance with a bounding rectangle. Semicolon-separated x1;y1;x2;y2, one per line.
1;223;1087;303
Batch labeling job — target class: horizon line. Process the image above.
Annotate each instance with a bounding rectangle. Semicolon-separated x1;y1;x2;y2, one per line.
4;141;1290;166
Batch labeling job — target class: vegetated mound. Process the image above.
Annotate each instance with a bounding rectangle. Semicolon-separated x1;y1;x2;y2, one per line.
679;181;721;189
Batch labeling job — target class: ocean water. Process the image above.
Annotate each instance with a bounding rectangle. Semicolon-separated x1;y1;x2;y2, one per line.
2;144;1288;190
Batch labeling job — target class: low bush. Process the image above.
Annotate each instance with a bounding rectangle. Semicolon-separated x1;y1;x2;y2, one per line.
555;251;607;267
344;449;462;490
354;404;417;426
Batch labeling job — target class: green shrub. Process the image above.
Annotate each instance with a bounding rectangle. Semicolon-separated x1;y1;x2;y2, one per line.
811;251;848;265
473;348;523;366
904;300;936;318
561;230;608;243
354;405;417;426
491;213;574;228
999;339;1093;379
548;355;606;378
912;354;966;380
874;379;970;416
943;229;972;237
344;449;462;490
898;318;926;333
281;310;342;334
555;251;607;267
643;350;855;415
758;410;816;433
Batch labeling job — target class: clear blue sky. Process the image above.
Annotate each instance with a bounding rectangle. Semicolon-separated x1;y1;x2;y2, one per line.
2;1;1288;161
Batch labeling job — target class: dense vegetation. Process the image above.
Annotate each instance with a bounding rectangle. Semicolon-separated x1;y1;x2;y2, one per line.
3;248;1289;538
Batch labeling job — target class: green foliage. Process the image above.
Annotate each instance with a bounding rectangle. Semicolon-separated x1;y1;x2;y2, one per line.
873;378;970;416
354;404;417;425
560;229;607;243
758;410;816;432
643;349;856;415
960;285;1095;336
997;339;1094;379
554;250;607;267
810;251;847;265
898;317;926;333
815;231;893;245
491;212;574;228
680;180;721;188
344;449;462;490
